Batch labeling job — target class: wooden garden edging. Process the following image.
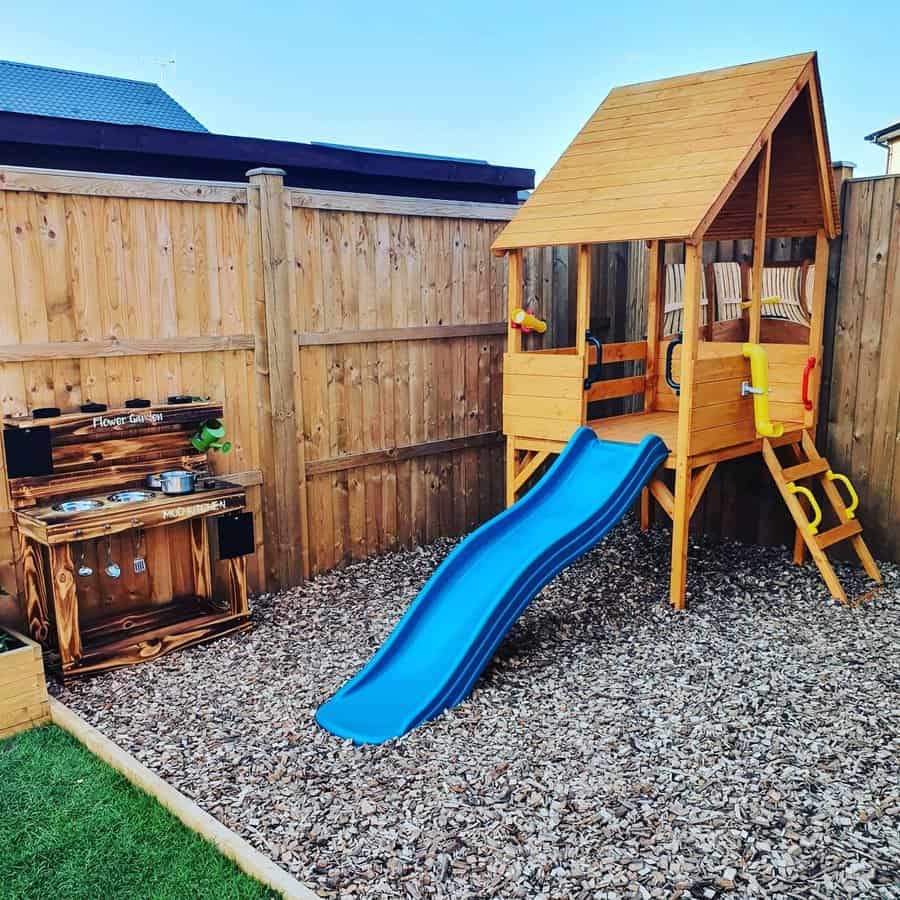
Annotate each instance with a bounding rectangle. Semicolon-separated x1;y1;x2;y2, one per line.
0;164;518;627
49;698;320;900
0;627;49;739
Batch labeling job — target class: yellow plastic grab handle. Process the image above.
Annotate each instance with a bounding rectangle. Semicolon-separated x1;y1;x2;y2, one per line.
741;342;784;438
788;483;822;535
827;471;859;519
740;296;783;309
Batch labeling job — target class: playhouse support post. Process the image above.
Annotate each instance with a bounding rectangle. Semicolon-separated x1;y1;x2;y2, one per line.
505;250;523;507
805;229;830;429
749;140;772;344
576;244;591;420
575;244;591;357
644;240;664;413
506;249;523;354
669;242;703;609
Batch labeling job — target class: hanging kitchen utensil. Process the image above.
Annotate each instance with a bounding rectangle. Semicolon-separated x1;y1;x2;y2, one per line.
76;543;93;578
132;526;147;574
104;535;121;579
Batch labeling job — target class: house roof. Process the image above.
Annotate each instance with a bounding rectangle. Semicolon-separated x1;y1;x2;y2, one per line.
865;120;900;144
493;52;837;250
0;59;207;133
0;111;533;204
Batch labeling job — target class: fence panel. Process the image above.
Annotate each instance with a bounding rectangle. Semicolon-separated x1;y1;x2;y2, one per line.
292;203;507;573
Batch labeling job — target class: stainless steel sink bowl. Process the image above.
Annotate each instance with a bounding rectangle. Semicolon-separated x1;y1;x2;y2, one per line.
107;490;155;504
53;499;104;513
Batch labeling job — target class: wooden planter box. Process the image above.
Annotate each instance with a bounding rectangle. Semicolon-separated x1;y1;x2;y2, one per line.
0;628;50;739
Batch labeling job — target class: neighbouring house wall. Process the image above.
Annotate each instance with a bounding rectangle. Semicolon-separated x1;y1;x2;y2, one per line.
887;139;899;175
0;165;516;628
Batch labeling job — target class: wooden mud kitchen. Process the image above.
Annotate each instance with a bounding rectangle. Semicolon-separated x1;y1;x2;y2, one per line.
3;399;255;680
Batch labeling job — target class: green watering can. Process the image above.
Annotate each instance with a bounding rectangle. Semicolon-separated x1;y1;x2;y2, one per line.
191;419;232;454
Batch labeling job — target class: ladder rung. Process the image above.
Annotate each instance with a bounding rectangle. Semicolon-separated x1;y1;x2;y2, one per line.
783;458;829;482
816;519;863;550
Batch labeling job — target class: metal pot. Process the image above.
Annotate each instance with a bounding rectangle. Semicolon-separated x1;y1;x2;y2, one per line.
158;469;197;495
145;473;162;490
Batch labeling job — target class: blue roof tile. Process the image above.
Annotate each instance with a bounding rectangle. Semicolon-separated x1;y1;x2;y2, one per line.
0;59;207;133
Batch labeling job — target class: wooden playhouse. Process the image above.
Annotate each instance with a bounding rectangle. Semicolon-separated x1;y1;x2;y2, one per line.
492;53;882;608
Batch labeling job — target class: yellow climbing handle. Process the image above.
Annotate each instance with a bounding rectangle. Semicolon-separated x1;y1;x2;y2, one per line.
788;483;822;535
741;343;784;438
827;471;859;519
740;296;783;309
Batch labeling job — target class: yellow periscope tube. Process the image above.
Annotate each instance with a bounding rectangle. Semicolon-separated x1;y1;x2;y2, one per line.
741;343;784;438
511;308;547;334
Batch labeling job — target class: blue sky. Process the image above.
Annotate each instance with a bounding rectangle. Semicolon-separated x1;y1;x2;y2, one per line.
4;0;898;179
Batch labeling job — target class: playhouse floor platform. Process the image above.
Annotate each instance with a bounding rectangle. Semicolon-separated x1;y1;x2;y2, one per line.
589;410;805;467
591;410;678;455
53;525;900;899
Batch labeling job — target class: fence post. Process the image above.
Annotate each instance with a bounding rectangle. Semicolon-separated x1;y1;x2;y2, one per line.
246;168;309;588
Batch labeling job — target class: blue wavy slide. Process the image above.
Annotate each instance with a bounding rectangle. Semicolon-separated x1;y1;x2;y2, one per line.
316;427;667;744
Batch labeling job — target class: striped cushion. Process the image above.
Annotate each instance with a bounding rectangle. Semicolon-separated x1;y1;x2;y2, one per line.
712;261;743;322
761;266;808;324
804;265;816;317
663;263;709;335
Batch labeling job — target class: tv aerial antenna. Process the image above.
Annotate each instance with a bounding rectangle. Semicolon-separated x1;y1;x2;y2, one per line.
144;54;177;85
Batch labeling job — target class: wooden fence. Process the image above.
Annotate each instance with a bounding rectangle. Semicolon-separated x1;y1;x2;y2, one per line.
0;165;517;629
820;174;900;561
2;165;895;630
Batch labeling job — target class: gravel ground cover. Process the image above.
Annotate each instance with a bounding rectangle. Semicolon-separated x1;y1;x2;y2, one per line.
55;518;900;899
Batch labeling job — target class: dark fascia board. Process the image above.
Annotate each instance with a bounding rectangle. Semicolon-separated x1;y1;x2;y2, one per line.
0;111;534;192
864;120;900;144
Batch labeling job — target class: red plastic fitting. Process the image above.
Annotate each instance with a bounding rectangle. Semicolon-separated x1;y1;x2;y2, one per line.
802;356;816;411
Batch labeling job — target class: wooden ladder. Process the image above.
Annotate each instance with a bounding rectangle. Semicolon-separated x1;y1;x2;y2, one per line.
761;430;882;604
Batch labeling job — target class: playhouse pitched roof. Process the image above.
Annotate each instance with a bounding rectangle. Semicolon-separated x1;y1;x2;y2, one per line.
493;53;837;250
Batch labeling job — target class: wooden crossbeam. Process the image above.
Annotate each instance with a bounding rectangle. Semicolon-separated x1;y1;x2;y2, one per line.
648;478;675;520
513;450;550;493
816;520;863;550
688;463;717;518
782;458;829;482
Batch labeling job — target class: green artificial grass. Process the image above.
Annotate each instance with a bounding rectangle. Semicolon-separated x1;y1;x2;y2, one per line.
0;725;277;900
